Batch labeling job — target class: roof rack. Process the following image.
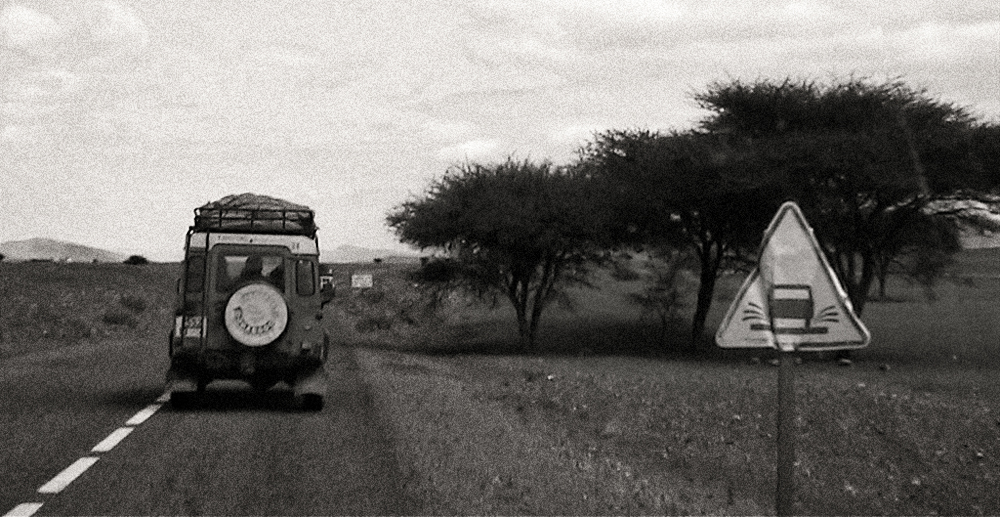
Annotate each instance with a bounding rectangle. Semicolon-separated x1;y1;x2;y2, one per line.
192;194;318;237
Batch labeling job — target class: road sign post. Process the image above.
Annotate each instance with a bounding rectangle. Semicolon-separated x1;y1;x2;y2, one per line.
716;201;870;516
776;352;795;516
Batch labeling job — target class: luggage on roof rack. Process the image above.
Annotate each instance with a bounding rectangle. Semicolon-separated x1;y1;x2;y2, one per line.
193;193;317;236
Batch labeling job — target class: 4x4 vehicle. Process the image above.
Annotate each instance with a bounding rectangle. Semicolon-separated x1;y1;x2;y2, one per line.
166;194;333;410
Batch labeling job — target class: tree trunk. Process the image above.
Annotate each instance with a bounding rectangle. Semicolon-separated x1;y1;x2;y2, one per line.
852;253;876;316
525;257;558;353
691;242;721;349
877;267;888;299
508;275;533;353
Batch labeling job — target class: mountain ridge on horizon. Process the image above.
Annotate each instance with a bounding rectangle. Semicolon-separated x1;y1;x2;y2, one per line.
0;237;421;264
0;237;128;263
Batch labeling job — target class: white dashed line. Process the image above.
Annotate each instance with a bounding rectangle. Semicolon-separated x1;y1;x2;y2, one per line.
37;457;99;494
3;503;43;517
10;394;170;511
91;427;134;453
125;403;162;426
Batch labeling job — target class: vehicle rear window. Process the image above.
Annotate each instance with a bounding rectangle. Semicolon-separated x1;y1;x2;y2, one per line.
217;254;285;292
296;260;315;296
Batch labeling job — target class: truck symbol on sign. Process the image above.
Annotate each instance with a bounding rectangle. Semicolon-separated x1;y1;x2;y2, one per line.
744;284;839;334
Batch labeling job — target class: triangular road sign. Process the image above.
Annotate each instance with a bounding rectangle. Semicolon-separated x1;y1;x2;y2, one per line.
716;202;870;351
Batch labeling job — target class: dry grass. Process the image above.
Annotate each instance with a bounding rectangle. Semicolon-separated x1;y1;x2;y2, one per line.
333;251;1000;515
0;261;177;358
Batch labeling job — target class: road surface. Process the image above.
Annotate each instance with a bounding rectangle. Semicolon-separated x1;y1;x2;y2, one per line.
1;333;417;515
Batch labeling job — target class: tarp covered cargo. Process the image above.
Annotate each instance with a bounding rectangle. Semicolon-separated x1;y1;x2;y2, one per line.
193;193;317;236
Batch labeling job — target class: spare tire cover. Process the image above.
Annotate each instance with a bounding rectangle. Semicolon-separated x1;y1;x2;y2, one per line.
224;283;288;346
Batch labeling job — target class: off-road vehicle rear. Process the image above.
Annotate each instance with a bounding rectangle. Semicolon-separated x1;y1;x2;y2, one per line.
166;194;333;410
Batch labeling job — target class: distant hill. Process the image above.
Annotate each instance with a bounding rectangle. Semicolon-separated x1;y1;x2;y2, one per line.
322;244;422;264
0;238;127;263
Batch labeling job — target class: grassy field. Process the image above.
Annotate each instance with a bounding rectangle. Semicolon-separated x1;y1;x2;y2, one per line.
330;250;1000;515
0;261;178;359
2;251;998;514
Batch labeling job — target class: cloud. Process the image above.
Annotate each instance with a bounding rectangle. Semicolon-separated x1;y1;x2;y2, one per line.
548;124;603;149
437;139;502;162
1;124;36;145
85;0;150;54
0;4;63;53
421;119;479;141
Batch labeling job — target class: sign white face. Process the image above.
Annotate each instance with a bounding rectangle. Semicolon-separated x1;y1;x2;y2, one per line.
716;202;870;352
351;274;374;289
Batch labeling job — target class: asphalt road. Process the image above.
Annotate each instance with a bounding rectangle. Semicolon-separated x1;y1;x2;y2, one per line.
0;333;417;515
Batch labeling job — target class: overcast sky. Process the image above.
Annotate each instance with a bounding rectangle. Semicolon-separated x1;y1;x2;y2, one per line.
2;0;998;261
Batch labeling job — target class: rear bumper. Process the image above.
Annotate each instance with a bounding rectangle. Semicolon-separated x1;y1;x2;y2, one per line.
169;346;324;381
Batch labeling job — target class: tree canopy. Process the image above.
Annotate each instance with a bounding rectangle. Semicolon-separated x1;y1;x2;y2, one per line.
577;77;999;346
577;129;783;345
696;78;993;312
387;158;611;351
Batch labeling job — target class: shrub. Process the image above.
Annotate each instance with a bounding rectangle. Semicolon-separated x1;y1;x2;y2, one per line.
61;318;93;340
102;310;138;327
355;314;393;333
119;295;147;313
123;255;149;265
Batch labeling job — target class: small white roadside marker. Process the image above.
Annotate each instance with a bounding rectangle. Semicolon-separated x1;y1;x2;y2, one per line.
91;427;134;453
125;404;162;426
3;503;43;517
37;457;99;494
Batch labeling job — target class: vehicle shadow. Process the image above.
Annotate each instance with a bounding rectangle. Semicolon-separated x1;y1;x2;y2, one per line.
163;382;301;412
100;386;164;405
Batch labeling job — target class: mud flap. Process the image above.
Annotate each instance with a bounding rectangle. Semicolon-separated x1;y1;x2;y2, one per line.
165;366;201;409
165;366;199;393
292;366;327;411
292;366;328;397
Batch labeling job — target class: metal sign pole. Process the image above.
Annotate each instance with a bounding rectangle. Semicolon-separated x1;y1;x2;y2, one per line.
776;350;796;516
715;202;871;516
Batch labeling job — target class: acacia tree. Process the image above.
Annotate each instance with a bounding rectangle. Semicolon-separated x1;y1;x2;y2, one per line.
578;77;998;347
577;129;782;346
695;77;995;313
386;158;610;352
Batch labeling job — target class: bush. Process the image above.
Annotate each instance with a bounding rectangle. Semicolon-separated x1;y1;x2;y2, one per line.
355;314;394;333
123;255;149;265
119;295;147;313
102;310;138;327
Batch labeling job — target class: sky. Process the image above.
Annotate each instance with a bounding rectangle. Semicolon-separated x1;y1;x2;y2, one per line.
1;0;998;261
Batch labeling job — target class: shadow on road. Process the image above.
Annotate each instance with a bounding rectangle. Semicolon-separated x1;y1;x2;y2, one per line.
98;385;167;407
161;383;305;412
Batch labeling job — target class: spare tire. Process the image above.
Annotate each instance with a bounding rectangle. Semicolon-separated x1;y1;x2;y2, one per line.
224;283;288;347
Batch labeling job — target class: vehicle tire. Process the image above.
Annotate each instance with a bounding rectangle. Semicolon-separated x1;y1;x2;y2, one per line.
250;380;275;393
298;393;323;411
170;391;197;409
